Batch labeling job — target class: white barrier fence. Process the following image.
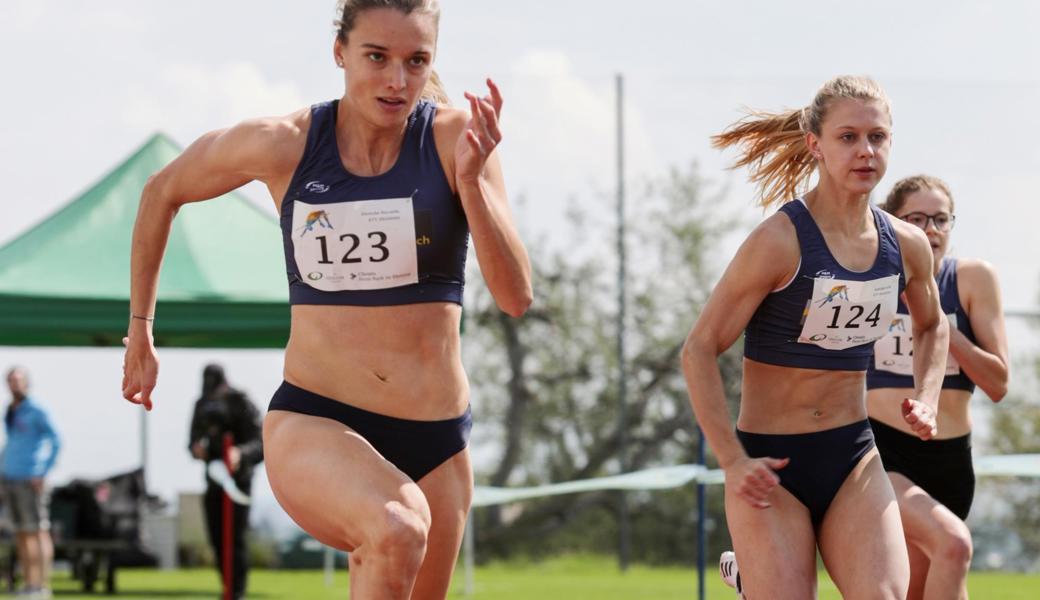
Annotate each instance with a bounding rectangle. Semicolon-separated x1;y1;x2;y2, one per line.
469;453;1040;507
458;454;1040;595
319;454;1040;593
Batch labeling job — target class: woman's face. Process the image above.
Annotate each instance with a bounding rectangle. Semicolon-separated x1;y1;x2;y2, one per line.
809;98;892;198
896;187;955;261
334;8;437;127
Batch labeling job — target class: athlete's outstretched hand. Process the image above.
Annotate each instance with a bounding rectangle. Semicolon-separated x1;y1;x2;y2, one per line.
726;456;789;509
122;333;158;411
455;78;503;186
902;397;937;440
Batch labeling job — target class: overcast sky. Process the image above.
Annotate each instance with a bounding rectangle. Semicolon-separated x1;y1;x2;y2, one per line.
0;1;1037;531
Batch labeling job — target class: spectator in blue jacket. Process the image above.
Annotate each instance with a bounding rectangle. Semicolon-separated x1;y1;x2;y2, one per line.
2;366;61;599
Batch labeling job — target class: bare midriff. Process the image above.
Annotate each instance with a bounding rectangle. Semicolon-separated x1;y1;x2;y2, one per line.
737;358;869;434
283;302;469;421
867;387;972;439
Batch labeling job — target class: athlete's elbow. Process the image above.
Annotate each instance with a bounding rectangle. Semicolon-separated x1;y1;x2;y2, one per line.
680;332;715;371
141;173;165;202
140;172;182;215
986;379;1009;403
498;287;532;317
987;361;1011;402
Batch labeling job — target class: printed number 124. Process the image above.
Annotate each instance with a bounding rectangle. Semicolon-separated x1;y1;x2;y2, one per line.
826;304;881;329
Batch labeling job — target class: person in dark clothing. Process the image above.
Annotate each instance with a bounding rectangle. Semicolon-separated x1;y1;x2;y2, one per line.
188;364;262;600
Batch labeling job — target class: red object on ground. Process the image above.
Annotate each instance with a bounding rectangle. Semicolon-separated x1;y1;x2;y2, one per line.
222;432;234;600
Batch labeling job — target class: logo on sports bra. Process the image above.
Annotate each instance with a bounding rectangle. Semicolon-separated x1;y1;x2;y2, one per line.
299;211;334;237
814;269;835;279
304;181;330;194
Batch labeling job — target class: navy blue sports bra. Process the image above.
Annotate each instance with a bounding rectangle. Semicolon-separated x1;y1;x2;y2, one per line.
743;199;906;371
280;99;468;306
867;257;977;392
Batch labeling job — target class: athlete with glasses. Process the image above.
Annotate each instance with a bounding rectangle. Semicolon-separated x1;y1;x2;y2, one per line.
867;174;1009;599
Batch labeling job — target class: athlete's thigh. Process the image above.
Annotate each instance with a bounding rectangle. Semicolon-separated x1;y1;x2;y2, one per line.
726;481;818;600
263;410;428;551
890;472;971;560
818;449;908;600
411;448;473;599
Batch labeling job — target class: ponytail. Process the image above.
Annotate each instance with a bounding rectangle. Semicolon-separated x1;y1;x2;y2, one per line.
422;70;450;105
711;108;813;210
713;75;891;210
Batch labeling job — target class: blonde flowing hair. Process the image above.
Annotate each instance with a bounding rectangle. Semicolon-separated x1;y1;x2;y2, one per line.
712;75;891;209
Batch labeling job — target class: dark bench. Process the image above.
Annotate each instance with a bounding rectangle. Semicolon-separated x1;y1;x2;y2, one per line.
0;468;160;594
0;538;132;593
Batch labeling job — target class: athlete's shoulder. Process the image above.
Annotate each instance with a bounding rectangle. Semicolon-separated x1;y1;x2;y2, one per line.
432;103;468;139
200;107;311;180
749;207;800;252
888;216;931;267
731;208;801;284
886;214;926;246
234;107;311;160
955;257;1000;289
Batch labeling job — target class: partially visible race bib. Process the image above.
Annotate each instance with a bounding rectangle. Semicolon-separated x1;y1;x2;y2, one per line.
798;275;899;350
292;197;418;292
873;312;961;376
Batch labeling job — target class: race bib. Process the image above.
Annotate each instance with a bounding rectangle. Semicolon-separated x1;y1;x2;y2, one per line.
798;275;899;350
292;197;418;291
873;312;961;376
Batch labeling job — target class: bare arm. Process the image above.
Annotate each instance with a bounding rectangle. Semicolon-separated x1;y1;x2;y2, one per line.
441;80;532;317
950;259;1009;401
681;215;797;507
122;118;304;409
896;221;949;438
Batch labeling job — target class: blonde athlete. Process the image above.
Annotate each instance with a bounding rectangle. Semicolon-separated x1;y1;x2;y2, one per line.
122;1;531;598
683;76;948;600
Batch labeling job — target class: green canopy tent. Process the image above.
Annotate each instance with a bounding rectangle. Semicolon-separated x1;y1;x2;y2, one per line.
0;133;289;348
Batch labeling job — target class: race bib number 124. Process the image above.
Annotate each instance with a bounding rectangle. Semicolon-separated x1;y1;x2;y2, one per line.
798;274;899;350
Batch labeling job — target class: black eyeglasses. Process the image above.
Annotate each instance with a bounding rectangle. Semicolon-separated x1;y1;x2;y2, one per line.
900;212;956;232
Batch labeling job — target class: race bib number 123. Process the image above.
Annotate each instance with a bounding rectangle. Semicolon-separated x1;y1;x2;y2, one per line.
292;197;418;292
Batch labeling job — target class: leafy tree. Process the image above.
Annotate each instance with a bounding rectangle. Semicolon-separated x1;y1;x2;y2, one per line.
464;162;744;564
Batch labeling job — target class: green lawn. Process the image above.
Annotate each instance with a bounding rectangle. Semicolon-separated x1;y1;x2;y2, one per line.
39;556;1040;599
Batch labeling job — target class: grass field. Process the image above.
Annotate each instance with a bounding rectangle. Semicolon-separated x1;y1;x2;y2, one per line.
37;555;1040;599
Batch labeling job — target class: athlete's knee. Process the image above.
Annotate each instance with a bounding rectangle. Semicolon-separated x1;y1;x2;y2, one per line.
938;521;973;567
372;498;431;563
